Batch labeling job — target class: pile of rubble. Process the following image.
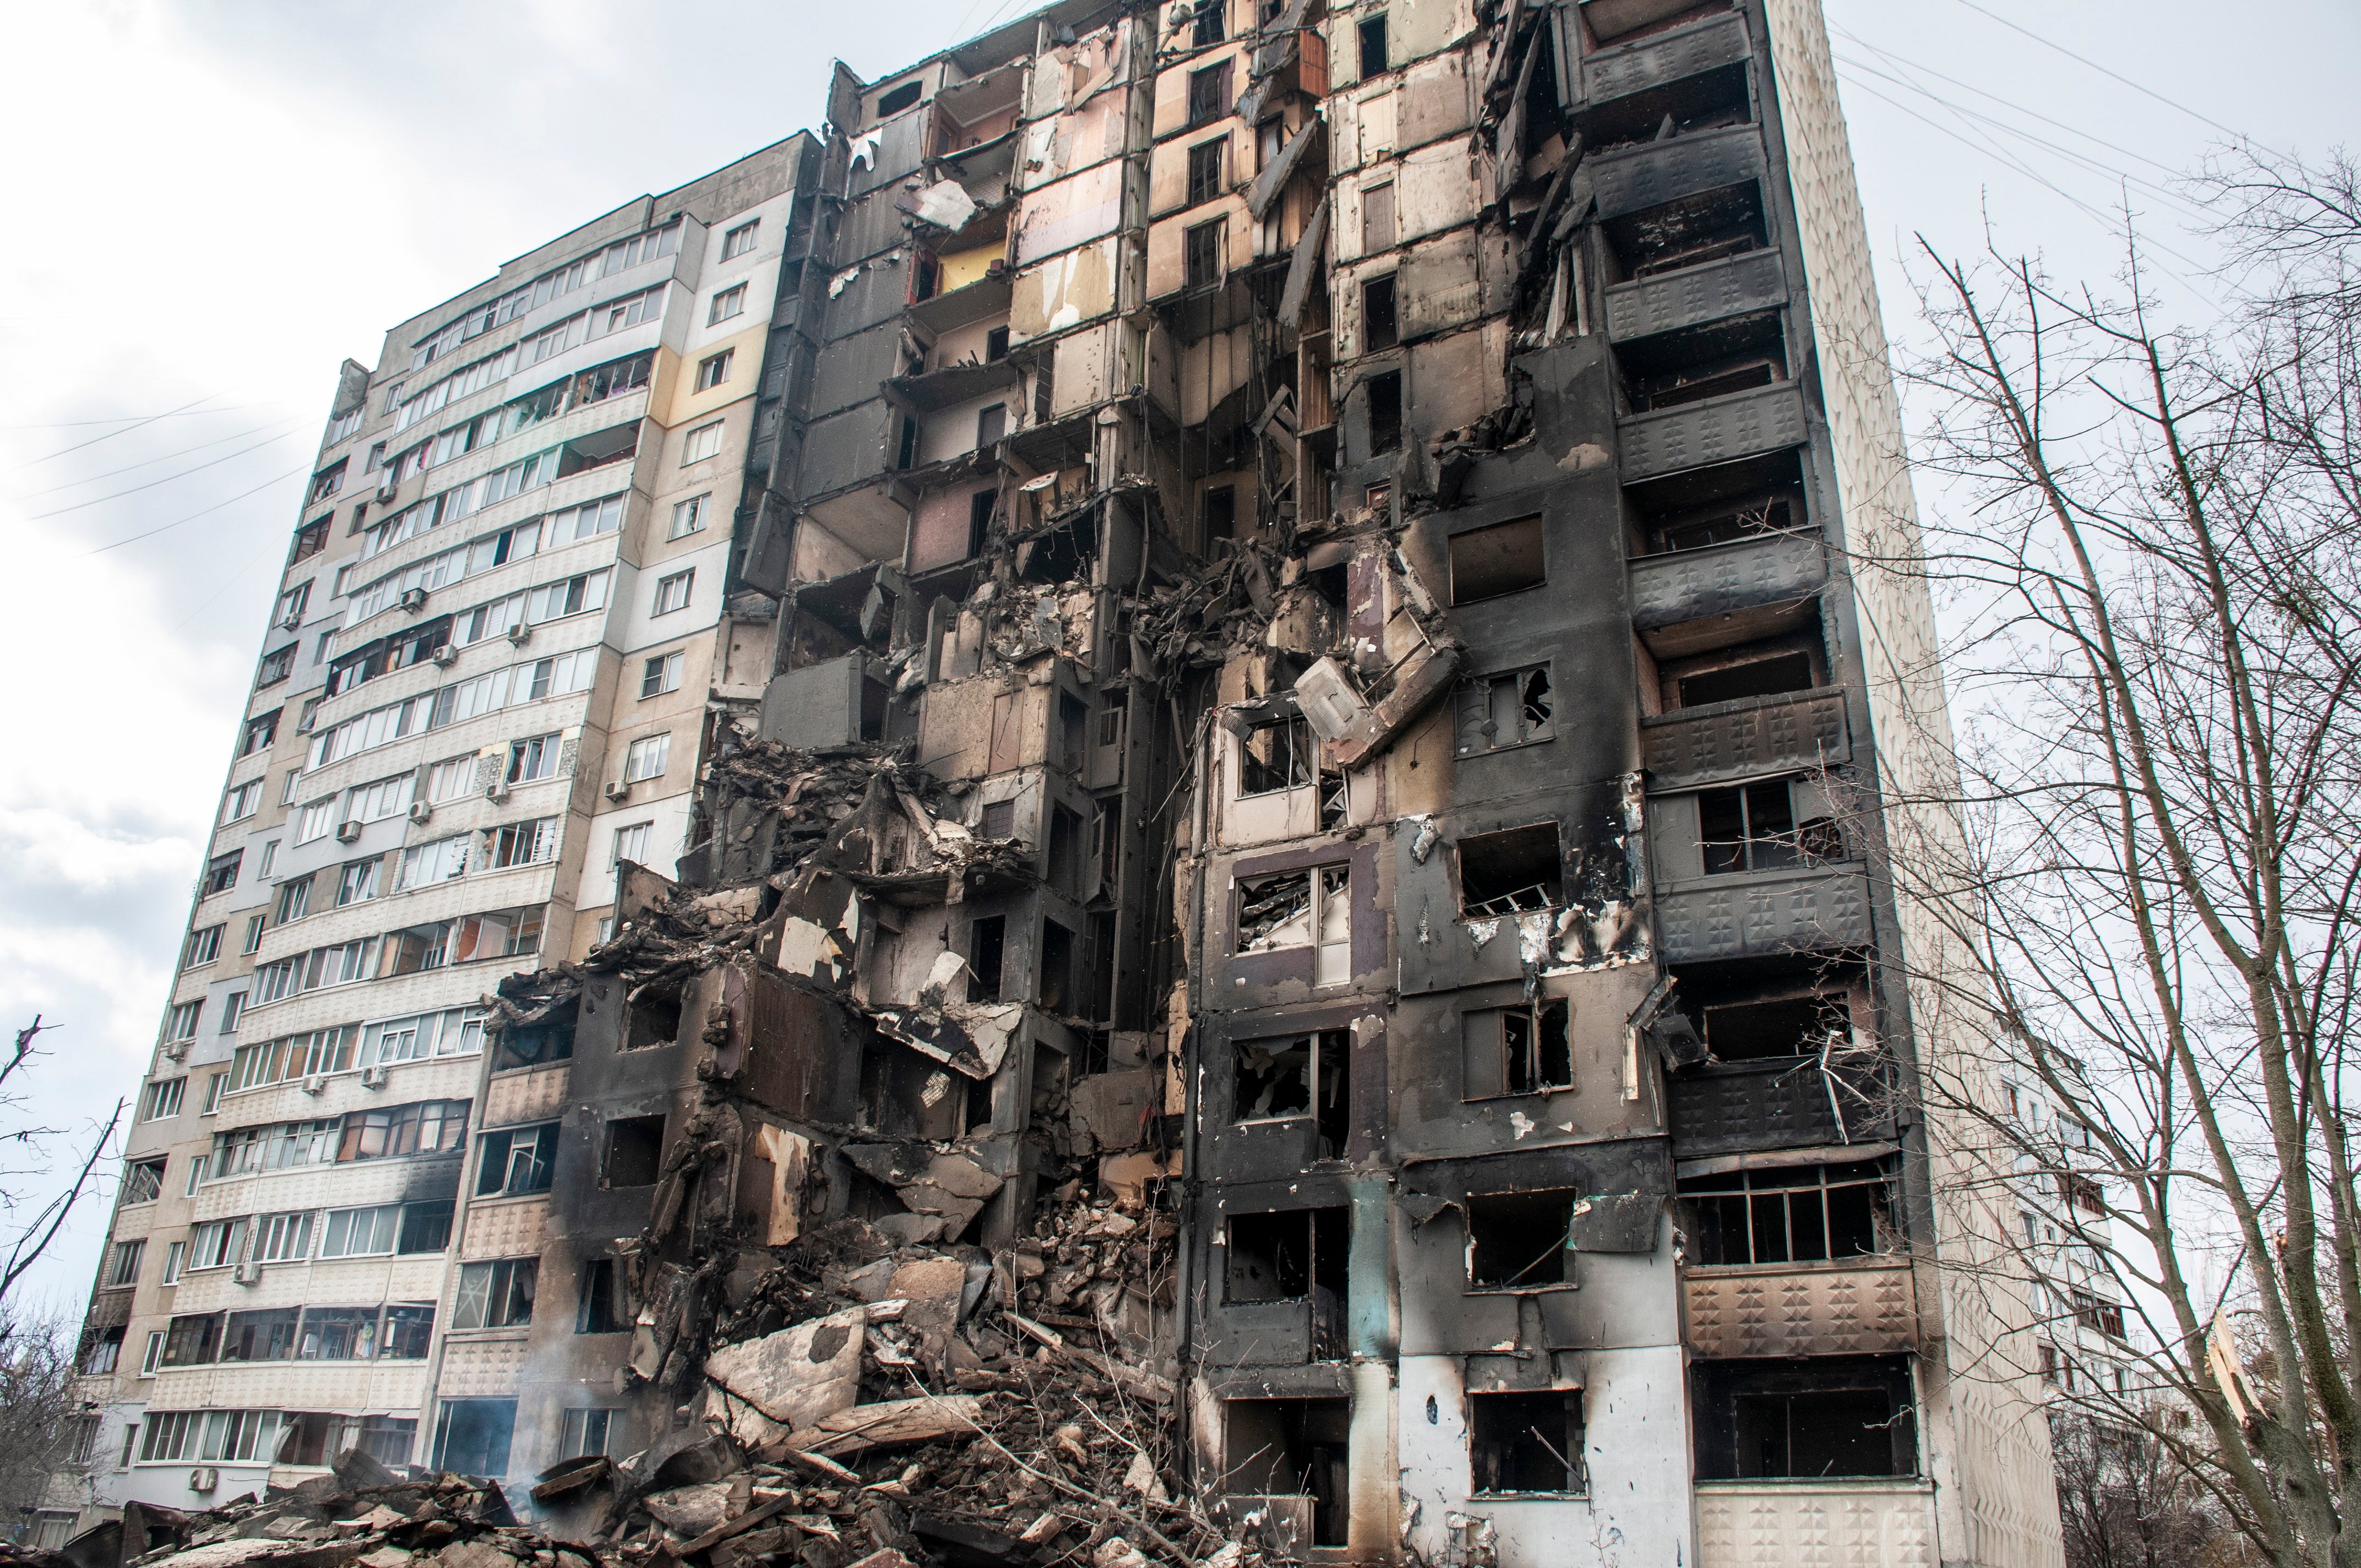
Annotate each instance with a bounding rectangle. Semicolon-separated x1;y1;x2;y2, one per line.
23;1187;1251;1568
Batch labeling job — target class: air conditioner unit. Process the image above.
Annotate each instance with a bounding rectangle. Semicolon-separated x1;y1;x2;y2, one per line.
360;1064;388;1088
187;1468;219;1494
399;587;429;613
429;645;459;667
485;781;510;803
279;612;303;631
232;1260;261;1286
376;481;400;503
301;1074;327;1095
602;779;632;803
161;1040;190;1063
335;820;363;844
407;801;433;825
505;624;531;647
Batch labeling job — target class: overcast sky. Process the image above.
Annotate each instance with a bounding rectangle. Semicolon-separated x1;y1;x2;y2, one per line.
0;0;2349;1317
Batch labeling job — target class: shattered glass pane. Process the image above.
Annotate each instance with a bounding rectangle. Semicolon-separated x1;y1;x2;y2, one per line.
1238;716;1314;796
1237;868;1314;952
1236;1035;1313;1120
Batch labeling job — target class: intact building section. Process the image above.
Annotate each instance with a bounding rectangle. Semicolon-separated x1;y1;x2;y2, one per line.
60;5;2059;1567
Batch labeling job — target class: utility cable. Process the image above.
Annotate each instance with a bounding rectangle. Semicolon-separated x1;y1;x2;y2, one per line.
9;394;225;471
0;403;275;432
81;465;307;557
1940;0;2287;158
16;420;299;501
17;428;304;522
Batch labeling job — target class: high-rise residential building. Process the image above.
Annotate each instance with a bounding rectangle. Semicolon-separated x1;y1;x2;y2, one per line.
62;4;2064;1566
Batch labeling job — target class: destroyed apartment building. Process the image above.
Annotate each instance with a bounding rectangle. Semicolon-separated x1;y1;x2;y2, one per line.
60;2;2064;1567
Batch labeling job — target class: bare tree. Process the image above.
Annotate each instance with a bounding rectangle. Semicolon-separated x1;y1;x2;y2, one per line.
0;1305;93;1535
1857;144;2361;1568
2052;1413;2240;1568
0;1020;123;1308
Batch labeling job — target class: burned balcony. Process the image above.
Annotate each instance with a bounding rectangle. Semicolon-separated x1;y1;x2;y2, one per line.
1679;1152;1917;1360
1618;379;1808;483
1593;123;1769;279
888;356;1021;415
1578;8;1753;136
1630;527;1826;647
1642;687;1851;792
1606;248;1788;361
1690;1355;1919;1482
1220;1398;1351;1550
1667;1052;1894;1156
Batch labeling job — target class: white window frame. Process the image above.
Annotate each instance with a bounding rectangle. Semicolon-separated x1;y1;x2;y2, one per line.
623;733;671;783
709;284;747;325
681;421;723;465
669;494;709;540
640;651;684;699
721;220;760;260
652;569;695;616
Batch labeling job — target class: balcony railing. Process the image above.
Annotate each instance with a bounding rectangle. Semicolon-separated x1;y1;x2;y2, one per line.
1618;380;1809;482
1685;1257;1918;1358
1656;864;1873;963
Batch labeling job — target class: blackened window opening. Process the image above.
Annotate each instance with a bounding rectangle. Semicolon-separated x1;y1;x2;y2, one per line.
602;1115;665;1188
1204;484;1237;543
624;985;682;1051
1239;714;1314;795
968;488;996;557
1457;822;1564;915
1465;999;1573;1097
1455;665;1554;754
1678;651;1813;708
1186;220;1224;289
1693;1358;1917;1479
1704;992;1850;1061
1223;1400;1351;1546
1679;1159;1895;1266
1357;14;1388;76
1225;1206;1349;1304
1470;1391;1585;1494
1192;0;1225;46
1038;919;1076;1012
1698;780;1839;874
1188;62;1232;127
969;916;1007;1000
576;1259;625;1333
1468;1190;1572;1288
1362;275;1398;351
1367;370;1402;454
1189;137;1227;206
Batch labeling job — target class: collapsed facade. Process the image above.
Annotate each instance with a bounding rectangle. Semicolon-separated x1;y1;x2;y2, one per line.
66;3;2064;1566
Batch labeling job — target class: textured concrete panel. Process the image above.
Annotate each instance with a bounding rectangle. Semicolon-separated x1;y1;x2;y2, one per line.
1696;1483;1936;1568
1686;1260;1917;1357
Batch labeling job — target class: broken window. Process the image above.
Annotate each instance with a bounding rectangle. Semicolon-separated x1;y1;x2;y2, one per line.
1468;1190;1572;1289
576;1259;624;1333
296;1306;379;1361
475;1123;559;1197
1695;1357;1917;1479
1635;359;1779;412
1357;14;1388;77
398;1201;453;1253
1367;369;1402;454
1362;275;1398;351
1656;496;1798;554
1448;515;1546;605
1235;865;1350;982
161;1314;220;1368
624;984;682;1050
1457;822;1564;916
1189;0;1224;46
1701;990;1850;1061
967;488;996;556
1038;919;1077;1012
1233;1029;1349;1153
1453;665;1554;755
1222;1400;1351;1547
1187;61;1232;127
123;1158;165;1205
1696;780;1840;874
1048;805;1084;896
1677;651;1814;709
1204;484;1236;543
1186;218;1225;290
493;1013;575;1072
1238;714;1314;796
1469;1391;1585;1495
1225;1206;1350;1305
1060;692;1088;770
1188;136;1227;206
1679;1159;1896;1266
432;1398;516;1478
968;916;1007;1000
602;1114;665;1188
875;79;922;117
976;402;1007;448
453;1259;538;1331
1464;1000;1573;1098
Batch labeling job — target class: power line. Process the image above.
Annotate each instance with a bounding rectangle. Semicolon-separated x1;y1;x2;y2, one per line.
82;465;306;557
17;429;303;523
1940;0;2283;156
0;404;277;432
1834;51;2213;228
1829;24;2189;183
1834;69;2224;308
17;420;299;501
10;394;224;471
